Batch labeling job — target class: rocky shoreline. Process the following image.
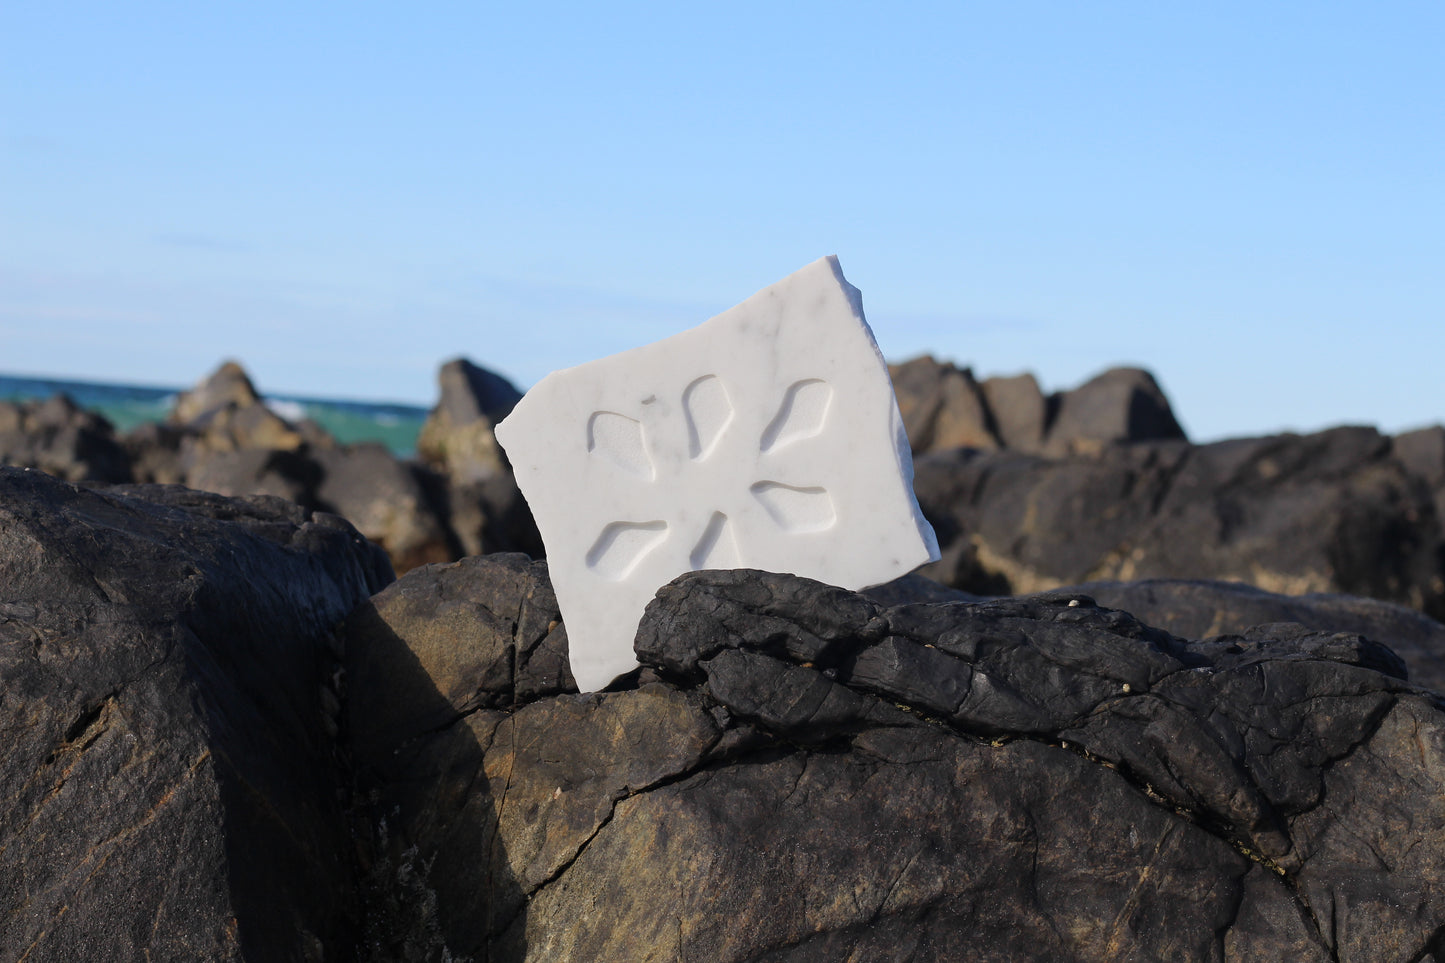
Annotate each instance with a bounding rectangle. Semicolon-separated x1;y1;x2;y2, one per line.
3;358;1445;960
1;359;544;575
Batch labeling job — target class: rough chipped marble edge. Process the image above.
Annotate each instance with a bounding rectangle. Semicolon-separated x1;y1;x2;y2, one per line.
497;255;940;690
823;257;941;565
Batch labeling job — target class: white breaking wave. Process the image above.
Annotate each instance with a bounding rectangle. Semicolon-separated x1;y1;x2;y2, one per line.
264;398;309;423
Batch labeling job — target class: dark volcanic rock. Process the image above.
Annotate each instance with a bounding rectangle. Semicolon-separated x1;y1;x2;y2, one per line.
314;443;456;572
1396;426;1445;474
1043;365;1187;456
632;570;1444;961
413;358;541;562
123;420;188;485
870;571;1445;693
341;554;574;960
888;355;1000;454
979;371;1048;453
416;358;524;486
170;359;265;426
1396;425;1445;553
169;361;320;454
0;467;391;962
445;473;547;560
182;445;324;506
175;437;458;577
1061;577;1445;694
142;361;458;575
341;561;1445;961
861;571;986;606
0;359;522;576
0;395;133;483
914;425;1445;619
1395;425;1445;490
888;357;1186;459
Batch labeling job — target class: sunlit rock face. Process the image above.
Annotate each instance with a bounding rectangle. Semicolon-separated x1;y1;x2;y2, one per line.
496;256;939;691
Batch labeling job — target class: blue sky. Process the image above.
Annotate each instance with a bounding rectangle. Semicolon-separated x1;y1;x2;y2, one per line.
3;2;1442;441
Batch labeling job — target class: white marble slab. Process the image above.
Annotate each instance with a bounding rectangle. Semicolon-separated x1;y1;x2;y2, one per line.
495;256;940;691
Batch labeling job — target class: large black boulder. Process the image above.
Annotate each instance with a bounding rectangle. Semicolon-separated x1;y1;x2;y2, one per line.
0;467;391;961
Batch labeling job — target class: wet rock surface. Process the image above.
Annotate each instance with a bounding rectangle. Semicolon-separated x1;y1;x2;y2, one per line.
0;467;390;962
343;561;1445;962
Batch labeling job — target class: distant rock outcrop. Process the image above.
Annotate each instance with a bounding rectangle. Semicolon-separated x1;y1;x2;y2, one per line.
888;355;1001;452
416;357;524;486
1042;366;1185;457
888;355;1187;457
1395;425;1445;538
313;443;458;573
914;426;1445;618
0;394;133;483
169;358;264;424
979;371;1049;452
145;362;455;572
415;358;542;559
168;359;322;453
0;358;543;575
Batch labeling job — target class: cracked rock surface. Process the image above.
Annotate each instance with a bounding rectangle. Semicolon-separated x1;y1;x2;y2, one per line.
343;560;1445;962
0;466;391;962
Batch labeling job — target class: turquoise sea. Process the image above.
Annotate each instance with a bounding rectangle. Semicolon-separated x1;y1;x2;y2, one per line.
0;372;430;458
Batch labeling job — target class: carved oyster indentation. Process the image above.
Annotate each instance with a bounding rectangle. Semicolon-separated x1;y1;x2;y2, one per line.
760;379;833;453
586;520;669;580
749;481;836;533
683;375;734;461
689;511;741;570
587;411;654;479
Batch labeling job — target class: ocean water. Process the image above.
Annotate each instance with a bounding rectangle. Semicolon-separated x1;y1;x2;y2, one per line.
0;372;430;457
